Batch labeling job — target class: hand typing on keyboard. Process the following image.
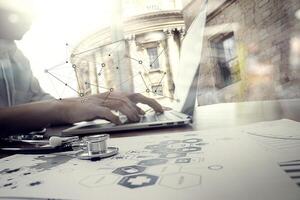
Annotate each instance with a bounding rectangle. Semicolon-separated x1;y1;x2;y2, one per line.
118;114;146;124
118;112;167;124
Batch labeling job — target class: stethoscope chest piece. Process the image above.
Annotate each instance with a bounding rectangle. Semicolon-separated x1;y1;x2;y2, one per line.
76;134;118;160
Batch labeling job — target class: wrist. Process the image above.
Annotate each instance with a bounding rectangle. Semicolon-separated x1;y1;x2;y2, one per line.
51;100;70;125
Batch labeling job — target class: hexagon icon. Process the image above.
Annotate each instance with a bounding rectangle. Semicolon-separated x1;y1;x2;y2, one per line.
166;143;191;149
208;165;223;170
138;158;168;166
159;173;201;189
146;165;181;175
159;140;181;146
145;144;160;150
79;174;120;188
174;157;204;164
188;151;205;158
133;153;158;160
159;152;187;159
175;158;191;164
176;146;201;153
180;165;203;175
183;138;203;143
112;165;146;176
118;173;159;189
191;143;207;147
151;147;177;155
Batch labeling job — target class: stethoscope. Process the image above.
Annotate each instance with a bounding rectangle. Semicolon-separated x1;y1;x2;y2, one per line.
75;134;119;160
0;132;119;160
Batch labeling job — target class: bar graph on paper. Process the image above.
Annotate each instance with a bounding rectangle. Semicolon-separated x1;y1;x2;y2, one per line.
279;160;300;188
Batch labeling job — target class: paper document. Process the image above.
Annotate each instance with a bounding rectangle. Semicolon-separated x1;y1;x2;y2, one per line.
0;125;300;200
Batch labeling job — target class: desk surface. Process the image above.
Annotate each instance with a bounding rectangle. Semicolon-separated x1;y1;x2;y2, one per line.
1;99;300;199
1;99;299;159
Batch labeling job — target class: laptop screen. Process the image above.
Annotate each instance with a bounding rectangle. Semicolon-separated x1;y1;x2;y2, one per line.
172;1;207;115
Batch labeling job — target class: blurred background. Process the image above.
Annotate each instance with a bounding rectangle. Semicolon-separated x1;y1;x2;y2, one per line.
13;0;300;106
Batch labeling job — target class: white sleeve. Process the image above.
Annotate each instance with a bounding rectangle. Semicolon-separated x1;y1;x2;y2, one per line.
29;74;55;102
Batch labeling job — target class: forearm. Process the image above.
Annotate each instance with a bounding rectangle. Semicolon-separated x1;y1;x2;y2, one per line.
0;100;65;135
0;92;164;137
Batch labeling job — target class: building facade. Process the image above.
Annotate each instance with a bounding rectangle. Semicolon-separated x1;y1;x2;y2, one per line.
183;0;300;105
71;0;185;103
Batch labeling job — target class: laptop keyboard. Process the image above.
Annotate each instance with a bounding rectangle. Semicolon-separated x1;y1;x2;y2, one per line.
118;111;172;124
140;113;170;123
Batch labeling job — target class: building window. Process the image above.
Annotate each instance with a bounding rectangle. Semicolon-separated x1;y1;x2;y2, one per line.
212;33;240;88
151;84;163;96
147;47;160;69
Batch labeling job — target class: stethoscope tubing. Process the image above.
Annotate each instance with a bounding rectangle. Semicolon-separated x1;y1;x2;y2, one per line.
0;145;72;154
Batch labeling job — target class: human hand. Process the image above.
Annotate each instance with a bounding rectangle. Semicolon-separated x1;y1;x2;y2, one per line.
57;98;122;125
58;92;163;124
0;92;163;134
87;92;163;122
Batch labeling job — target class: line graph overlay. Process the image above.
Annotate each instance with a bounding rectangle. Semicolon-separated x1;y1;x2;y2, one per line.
44;38;178;104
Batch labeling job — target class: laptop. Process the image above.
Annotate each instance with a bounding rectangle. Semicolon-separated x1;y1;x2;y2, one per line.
62;2;207;136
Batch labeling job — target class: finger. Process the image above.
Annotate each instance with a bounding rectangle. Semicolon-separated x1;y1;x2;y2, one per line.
162;106;172;111
130;93;164;113
123;99;141;117
134;104;145;115
119;106;140;122
93;95;140;122
95;107;122;125
116;98;140;121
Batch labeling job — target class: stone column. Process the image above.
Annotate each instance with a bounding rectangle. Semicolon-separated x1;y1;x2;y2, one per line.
111;0;133;92
78;59;90;95
158;39;168;97
87;54;99;94
94;50;108;93
163;29;179;100
179;27;186;47
70;55;85;96
127;35;141;92
140;43;153;95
